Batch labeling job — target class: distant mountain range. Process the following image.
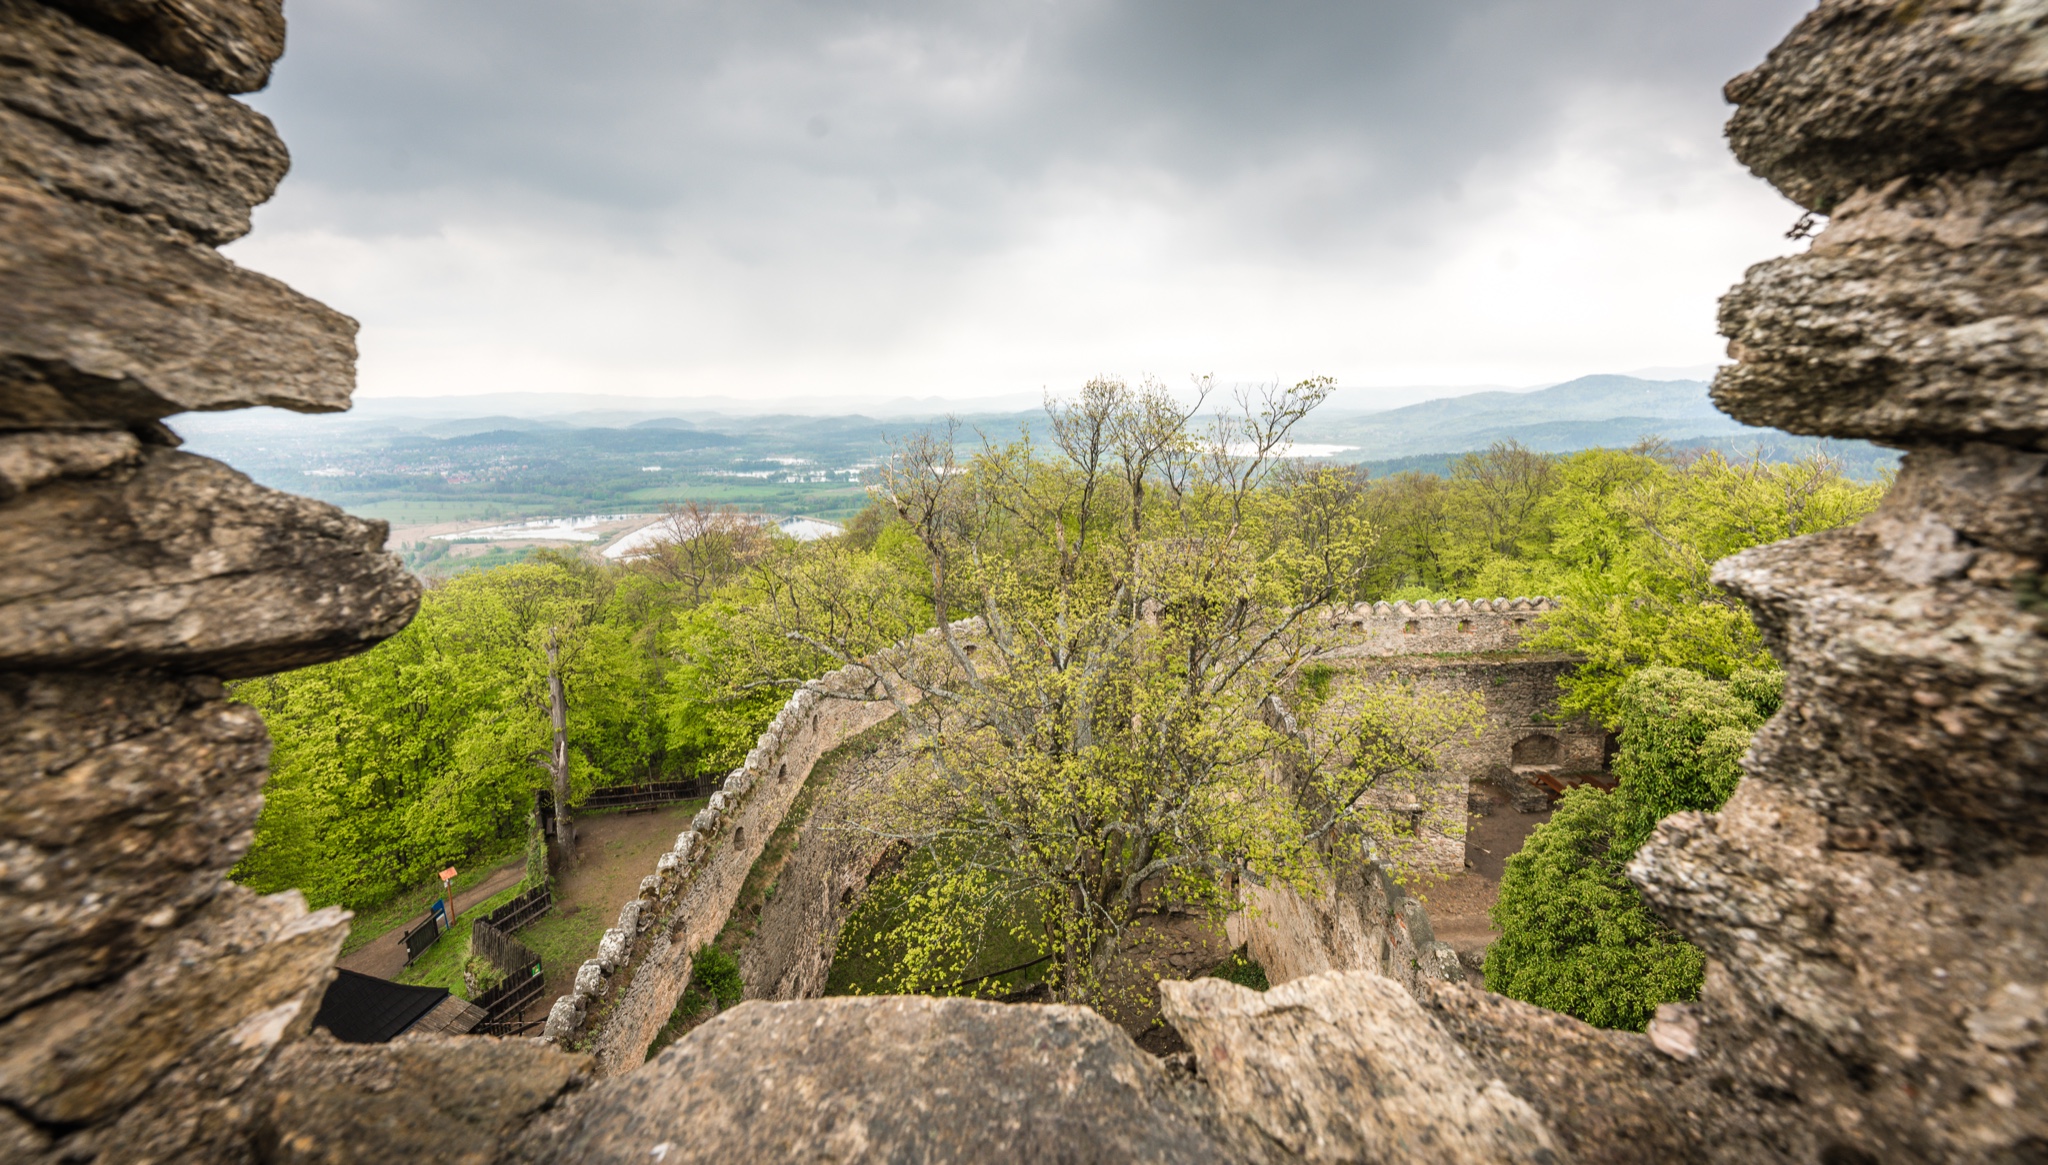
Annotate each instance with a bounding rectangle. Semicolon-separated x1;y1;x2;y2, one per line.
1297;375;1742;459
169;372;1897;519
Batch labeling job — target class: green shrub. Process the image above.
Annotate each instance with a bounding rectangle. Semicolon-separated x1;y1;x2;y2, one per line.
691;944;743;1008
1209;950;1269;992
1487;666;1768;1030
1484;787;1703;1030
1605;667;1768;855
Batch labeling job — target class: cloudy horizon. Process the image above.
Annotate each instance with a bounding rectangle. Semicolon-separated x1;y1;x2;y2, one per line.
224;0;1817;408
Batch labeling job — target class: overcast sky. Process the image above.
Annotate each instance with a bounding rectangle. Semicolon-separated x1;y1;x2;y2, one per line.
224;0;1817;407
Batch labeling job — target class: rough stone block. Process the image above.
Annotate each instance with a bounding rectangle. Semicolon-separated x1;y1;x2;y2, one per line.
1413;979;1703;1165
543;996;583;1044
0;174;356;427
1877;442;2048;559
1713;155;2048;446
0;883;344;1127
707;791;729;814
1632;782;2048;1161
510;995;1272;1164
574;961;604;997
617;900;642;934
0;429;139;501
44;0;284;94
690;809;719;835
0;0;288;245
596;929;628;971
672;831;699;861
637;873;661;897
0;670;269;1017
0;447;420;675
1160;972;1563;1164
1725;0;2048;212
1713;526;2048;865
252;1030;589;1165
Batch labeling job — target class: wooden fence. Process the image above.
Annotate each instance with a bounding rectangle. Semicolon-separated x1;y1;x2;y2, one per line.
468;917;546;1035
480;883;553;933
471;956;545;1035
471;918;539;975
578;779;716;812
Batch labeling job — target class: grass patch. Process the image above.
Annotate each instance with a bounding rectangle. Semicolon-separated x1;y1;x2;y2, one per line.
520;898;620;988
392;882;526;998
337;838;526;958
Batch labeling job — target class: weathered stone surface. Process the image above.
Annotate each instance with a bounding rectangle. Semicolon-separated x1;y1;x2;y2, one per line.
1711;525;2047;866
1233;855;1464;996
1160;973;1566;1165
0;446;420;675
0;0;289;245
1725;0;2048;213
0;670;268;1017
252;1031;590;1165
1632;782;2048;1162
543;996;584;1044
0;174;356;428
45;0;284;94
1713;154;2048;446
0;1108;52;1163
1413;979;1704;1165
0;428;139;500
1875;441;2048;559
514;995;1276;1164
0;883;343;1128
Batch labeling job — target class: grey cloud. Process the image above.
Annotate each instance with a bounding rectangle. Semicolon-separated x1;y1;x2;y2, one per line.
250;0;1813;257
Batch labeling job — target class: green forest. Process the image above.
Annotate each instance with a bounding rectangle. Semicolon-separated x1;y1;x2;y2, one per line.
232;380;1887;1028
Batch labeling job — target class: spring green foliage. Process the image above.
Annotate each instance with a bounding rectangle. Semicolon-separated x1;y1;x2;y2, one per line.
1355;443;1884;726
1210;951;1270;992
689;944;744;1008
1485;667;1776;1029
738;378;1482;1009
232;554;773;910
1482;786;1703;1030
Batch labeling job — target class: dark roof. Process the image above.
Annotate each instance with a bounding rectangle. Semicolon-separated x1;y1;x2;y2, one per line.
313;969;451;1044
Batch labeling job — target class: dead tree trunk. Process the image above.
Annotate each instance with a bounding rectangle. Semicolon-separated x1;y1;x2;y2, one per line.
546;626;573;857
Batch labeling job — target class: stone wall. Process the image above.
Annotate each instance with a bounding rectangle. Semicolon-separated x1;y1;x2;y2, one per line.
738;721;903;1003
1326;598;1610;788
553;662;900;1075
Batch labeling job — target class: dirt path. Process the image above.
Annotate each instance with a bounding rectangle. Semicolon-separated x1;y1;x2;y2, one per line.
337;859;527;980
1411;782;1554;986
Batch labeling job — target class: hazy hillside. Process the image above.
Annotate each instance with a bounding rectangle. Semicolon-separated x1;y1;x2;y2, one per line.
167;372;1893;527
1298;375;1743;457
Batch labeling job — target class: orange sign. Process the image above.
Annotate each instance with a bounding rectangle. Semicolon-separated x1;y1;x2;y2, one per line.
440;867;458;882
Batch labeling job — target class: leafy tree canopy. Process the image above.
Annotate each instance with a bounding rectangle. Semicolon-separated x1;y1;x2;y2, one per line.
1485;666;1774;1029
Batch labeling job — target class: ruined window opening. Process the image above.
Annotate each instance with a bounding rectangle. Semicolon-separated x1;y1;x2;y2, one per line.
777;763;786;779
733;825;746;847
1402;620;1419;635
1511;734;1561;767
1458;619;1472;633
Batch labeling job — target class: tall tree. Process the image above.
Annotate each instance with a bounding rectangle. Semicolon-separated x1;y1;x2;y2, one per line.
731;378;1478;1006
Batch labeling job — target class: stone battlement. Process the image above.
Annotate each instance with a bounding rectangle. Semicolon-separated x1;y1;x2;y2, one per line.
1326;596;1560;657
